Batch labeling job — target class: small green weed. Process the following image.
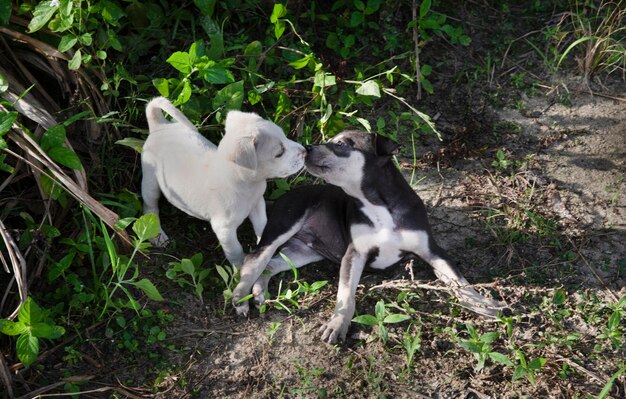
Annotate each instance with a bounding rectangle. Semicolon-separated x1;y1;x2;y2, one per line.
167;253;211;304
215;264;239;313
458;323;513;372
0;297;65;367
352;299;412;344
512;349;547;385
260;253;328;314
597;295;626;350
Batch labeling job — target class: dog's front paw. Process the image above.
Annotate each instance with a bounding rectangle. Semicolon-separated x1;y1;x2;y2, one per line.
318;315;350;344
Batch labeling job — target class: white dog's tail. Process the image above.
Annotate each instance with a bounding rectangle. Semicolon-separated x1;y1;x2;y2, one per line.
145;96;197;133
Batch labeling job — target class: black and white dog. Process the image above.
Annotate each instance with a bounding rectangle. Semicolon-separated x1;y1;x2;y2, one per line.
233;131;504;343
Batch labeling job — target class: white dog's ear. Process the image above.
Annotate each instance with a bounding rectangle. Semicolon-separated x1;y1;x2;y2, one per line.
228;136;258;170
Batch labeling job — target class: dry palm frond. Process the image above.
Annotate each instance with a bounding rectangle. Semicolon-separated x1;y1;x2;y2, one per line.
0;16;130;323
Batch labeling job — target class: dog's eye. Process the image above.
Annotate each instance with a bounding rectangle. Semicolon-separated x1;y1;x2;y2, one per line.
335;141;345;147
275;144;285;158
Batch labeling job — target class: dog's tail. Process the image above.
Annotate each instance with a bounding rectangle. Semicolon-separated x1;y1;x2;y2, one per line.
145;96;197;133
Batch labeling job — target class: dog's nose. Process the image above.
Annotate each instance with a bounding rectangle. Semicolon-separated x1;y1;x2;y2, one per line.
305;145;313;152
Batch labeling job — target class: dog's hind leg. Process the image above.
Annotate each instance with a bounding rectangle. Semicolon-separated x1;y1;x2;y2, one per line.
141;159;169;246
415;236;505;317
251;238;324;308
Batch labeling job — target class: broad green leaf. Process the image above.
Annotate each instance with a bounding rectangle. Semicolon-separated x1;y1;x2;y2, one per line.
528;357;547;370
383;313;412;324
309;281;328;291
289;54;313;69
188;40;206;65
356;80;380;97
47;252;75;282
512;365;528;381
352;314;379;326
28;1;58;32
0;319;27;336
375;300;385;320
419;0;432;18
0;111;17;135
270;3;287;23
68;49;81;70
202;63;235;84
152;78;169;97
41;124;66;151
132;213;160;241
244;40;262;56
193;0;216;17
349;11;364;27
133;278;164;301
16;334;39;367
180;259;195;276
365;0;382;14
191;252;203;267
552;289;566;305
313;71;336;88
167;51;193;74
100;0;125;26
212;80;244;111
175;80;192;105
48;146;82;170
115;137;144;154
30;322;65;339
215;265;230;284
274;20;286;40
0;0;11;25
355;117;371;131
480;331;499;344
58;35;77;52
488;352;514;366
18;298;43;325
78;33;92;46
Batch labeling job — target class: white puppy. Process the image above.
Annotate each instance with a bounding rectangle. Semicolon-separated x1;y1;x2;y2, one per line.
141;97;306;266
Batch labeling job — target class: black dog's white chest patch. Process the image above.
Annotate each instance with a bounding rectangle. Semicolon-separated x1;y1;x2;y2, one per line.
351;202;429;269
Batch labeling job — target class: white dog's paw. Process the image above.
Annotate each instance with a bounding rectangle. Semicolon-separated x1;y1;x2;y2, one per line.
318;315;350;344
149;230;170;247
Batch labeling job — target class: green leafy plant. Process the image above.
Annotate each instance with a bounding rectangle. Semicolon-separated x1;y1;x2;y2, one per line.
403;325;422;371
0;297;65;367
458;324;513;372
352;300;412;344
260;252;328;314
492;149;512;171
266;321;282;345
215;263;239;313
597;295;626;350
167;253;211;303
512;349;547;385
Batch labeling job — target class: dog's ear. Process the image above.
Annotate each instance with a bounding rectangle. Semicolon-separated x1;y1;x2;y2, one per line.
373;134;399;157
228;136;258;170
